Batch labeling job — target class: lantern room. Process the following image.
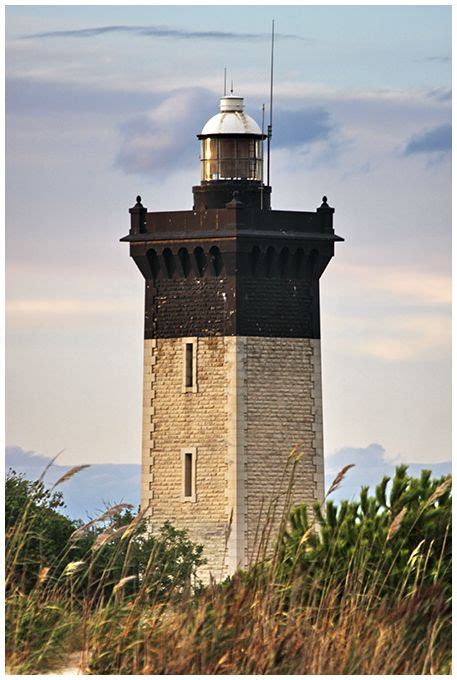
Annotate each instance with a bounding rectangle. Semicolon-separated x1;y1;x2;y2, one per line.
198;95;265;182
193;94;271;210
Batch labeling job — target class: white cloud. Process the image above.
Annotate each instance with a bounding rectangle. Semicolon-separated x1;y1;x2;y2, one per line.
115;89;214;175
325;311;450;362
361;316;450;361
331;262;451;306
321;264;450;363
6;298;139;329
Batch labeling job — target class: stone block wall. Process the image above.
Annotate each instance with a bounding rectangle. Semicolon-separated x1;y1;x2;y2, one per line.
142;336;229;578
242;337;324;562
141;336;324;579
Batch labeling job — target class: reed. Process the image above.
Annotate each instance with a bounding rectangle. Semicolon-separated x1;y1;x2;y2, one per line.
5;461;451;675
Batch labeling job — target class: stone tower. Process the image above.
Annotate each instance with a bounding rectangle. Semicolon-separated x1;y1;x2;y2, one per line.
122;94;342;577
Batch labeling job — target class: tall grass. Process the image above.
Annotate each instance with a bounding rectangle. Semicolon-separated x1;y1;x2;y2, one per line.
5;459;452;675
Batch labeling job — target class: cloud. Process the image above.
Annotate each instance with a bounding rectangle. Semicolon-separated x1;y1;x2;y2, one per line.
332;263;451;306
325;263;451;363
274;107;334;149
325;443;451;503
381;272;451;305
7;61;452;111
423;56;451;63
116;88;215;175
335;313;451;362
21;24;306;43
6;446;141;520
360;315;450;361
6;76;162;116
6;444;52;470
6;71;446;182
426;88;451;102
404;122;451;155
6;298;140;329
116;88;336;176
7;299;135;315
7;444;450;515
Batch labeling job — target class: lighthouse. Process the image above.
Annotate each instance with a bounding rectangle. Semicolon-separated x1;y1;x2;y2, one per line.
122;93;343;577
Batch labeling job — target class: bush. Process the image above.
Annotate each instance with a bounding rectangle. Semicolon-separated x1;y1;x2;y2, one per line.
5;469;206;673
6;470;78;593
280;465;452;600
4;465;452;675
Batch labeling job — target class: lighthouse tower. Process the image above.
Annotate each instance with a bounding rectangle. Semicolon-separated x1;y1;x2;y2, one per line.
122;94;342;577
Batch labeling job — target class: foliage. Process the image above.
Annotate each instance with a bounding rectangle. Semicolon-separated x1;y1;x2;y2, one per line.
5;469;205;673
4;465;452;675
74;518;206;604
280;465;452;599
5;591;80;674
6;470;205;600
6;470;77;592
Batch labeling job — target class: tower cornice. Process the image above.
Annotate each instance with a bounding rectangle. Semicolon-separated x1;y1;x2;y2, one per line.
123;196;343;339
121;206;343;244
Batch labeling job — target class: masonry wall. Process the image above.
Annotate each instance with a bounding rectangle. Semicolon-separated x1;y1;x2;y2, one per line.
144;265;320;339
142;336;229;578
141;335;324;579
241;337;324;562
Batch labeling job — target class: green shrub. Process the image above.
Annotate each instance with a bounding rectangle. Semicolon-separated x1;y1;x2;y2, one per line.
5;465;452;674
5;470;206;673
280;465;451;599
6;470;78;593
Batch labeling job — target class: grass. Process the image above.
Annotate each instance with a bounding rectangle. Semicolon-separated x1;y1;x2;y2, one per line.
5;459;452;675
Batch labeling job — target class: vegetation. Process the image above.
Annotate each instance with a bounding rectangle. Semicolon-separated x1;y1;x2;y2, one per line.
5;461;452;675
281;464;451;599
5;470;205;672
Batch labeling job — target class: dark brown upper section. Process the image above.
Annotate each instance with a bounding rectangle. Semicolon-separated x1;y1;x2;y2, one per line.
122;196;343;339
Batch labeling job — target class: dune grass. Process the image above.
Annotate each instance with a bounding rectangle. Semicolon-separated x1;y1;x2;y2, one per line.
5;459;452;675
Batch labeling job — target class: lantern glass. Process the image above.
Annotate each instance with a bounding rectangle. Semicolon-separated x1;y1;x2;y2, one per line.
201;137;263;181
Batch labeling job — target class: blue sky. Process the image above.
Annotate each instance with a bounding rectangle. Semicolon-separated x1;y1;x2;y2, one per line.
6;5;451;469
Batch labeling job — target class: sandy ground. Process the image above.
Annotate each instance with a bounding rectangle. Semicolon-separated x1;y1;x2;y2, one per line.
46;651;86;675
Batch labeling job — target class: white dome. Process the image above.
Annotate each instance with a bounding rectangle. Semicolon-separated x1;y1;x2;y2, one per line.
200;95;263;136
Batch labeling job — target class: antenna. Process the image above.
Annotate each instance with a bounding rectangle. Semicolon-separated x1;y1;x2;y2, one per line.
260;103;265;210
224;67;227;96
230;79;234;94
267;19;275;188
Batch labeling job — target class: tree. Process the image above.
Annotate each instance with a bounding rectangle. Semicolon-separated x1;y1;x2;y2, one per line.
6;470;206;600
6;470;78;592
280;466;452;598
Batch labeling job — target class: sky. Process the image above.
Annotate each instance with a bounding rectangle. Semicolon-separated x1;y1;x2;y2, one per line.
5;444;451;520
5;5;451;470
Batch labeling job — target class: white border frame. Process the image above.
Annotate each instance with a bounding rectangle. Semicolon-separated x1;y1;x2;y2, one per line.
182;337;198;393
181;447;197;502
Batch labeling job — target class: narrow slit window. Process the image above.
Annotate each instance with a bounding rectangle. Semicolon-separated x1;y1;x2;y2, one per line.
182;339;197;393
184;453;193;497
185;343;193;388
182;447;197;502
